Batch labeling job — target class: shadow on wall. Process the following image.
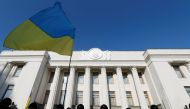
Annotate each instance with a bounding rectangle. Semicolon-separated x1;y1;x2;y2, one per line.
0;62;13;99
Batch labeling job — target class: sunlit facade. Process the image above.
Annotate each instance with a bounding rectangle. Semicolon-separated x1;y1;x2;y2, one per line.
0;48;190;109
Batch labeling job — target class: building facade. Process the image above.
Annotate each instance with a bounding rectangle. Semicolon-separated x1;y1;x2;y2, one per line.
0;48;190;109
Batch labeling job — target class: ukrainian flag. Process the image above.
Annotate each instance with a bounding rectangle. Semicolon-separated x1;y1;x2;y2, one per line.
4;2;75;56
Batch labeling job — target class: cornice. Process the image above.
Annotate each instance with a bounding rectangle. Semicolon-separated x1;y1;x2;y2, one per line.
0;50;49;62
143;49;190;66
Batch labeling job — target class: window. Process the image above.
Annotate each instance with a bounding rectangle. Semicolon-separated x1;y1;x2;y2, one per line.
109;91;116;106
123;73;129;84
48;72;55;83
78;73;84;84
63;73;68;84
3;85;14;99
107;73;114;84
144;91;150;106
138;73;144;84
93;72;99;84
92;91;100;106
13;65;23;77
43;90;50;104
59;90;65;104
173;65;184;78
185;86;190;97
76;91;83;104
126;91;134;106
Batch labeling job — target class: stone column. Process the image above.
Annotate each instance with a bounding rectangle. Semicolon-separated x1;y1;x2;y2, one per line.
46;67;61;109
116;67;128;109
186;63;190;72
84;67;91;109
179;65;190;78
100;67;110;108
131;67;148;109
0;62;8;77
128;73;139;106
64;67;76;109
0;62;13;88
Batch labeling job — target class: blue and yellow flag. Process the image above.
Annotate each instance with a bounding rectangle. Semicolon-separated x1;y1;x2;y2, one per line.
4;2;75;56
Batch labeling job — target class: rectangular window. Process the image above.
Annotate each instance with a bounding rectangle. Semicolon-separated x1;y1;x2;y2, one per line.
93;72;99;84
78;72;84;84
48;72;55;83
126;91;134;106
109;91;116;106
59;90;65;104
3;85;14;99
76;91;83;104
173;65;184;78
144;91;150;106
43;90;50;104
92;91;100;106
107;73;114;84
138;73;144;84
185;86;190;97
123;73;129;84
13;65;24;77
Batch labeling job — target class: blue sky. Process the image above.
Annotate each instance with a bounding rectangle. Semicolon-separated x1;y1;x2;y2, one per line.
0;0;190;51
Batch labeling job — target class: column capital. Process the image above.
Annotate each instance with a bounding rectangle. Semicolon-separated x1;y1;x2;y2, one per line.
101;66;106;68
69;66;76;73
116;67;122;72
85;66;91;69
100;66;106;71
70;66;76;70
186;62;190;66
185;63;190;71
179;65;186;68
116;66;121;69
55;66;62;69
85;67;91;73
129;66;137;71
70;66;75;68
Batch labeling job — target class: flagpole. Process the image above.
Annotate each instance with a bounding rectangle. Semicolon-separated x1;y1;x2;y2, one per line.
62;52;73;108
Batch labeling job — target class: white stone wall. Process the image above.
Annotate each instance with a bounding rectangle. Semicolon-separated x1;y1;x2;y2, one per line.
0;48;190;109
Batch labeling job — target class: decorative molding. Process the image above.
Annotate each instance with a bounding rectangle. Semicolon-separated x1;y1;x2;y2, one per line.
80;48;111;60
89;48;103;60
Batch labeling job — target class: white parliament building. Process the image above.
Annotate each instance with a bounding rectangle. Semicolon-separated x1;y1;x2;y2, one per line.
0;48;190;109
